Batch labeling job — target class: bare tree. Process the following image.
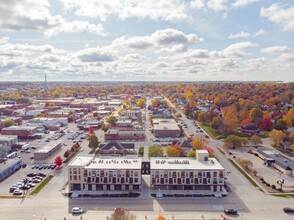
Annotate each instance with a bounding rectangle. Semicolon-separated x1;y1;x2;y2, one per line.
109;208;136;220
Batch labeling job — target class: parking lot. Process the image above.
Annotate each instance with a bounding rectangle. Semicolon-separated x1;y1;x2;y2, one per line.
0;121;93;196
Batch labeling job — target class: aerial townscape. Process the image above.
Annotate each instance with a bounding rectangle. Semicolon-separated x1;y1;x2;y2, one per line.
0;1;293;220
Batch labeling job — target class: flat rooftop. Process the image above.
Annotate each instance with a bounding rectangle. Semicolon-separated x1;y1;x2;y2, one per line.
69;154;142;170
35;141;61;154
0;135;17;141
153;119;180;130
150;157;224;170
2;126;38;131
0;158;21;173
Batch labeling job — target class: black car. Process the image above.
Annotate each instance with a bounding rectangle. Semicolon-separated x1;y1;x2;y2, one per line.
37;172;46;177
224;209;238;215
283;207;294;213
22;163;27;168
27;172;37;177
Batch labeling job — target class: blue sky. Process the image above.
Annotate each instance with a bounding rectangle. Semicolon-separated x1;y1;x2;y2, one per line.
0;0;293;81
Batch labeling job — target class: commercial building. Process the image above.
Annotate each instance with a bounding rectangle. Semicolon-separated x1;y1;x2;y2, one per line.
150;150;225;193
28;117;68;130
105;129;145;141
256;149;294;176
0;158;22;182
152;119;181;137
0;135;18;148
1;126;39;139
99;141;135;156
34;141;62;160
68;155;142;192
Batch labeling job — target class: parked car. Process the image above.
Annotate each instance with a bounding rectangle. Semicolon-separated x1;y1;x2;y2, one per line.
283;207;294;213
9;187;19;193
224;209;238;215
30;156;34;160
37;172;46;177
22;163;27;168
27;172;36;177
13;190;23;195
32;146;37;149
72;207;84;214
32;179;41;183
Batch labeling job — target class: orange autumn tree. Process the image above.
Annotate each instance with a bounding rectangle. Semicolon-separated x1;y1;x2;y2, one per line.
156;215;166;220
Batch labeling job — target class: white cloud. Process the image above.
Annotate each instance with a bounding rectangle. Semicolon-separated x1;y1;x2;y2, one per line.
229;31;250;39
61;0;189;22
261;4;294;32
207;0;228;12
0;37;9;44
255;29;265;36
76;48;116;62
0;0;52;30
44;17;105;37
190;0;205;9
0;0;106;37
112;29;202;52
261;46;291;54
232;0;259;8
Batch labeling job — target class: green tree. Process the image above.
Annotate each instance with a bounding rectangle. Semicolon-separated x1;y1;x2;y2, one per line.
275;119;288;130
249;108;263;125
165;146;179;157
224;135;248;149
250;135;262;147
148;146;164;157
106;115;118;125
269;129;285;148
4;119;14;127
136;98;145;108
187;150;196;158
88;134;99;151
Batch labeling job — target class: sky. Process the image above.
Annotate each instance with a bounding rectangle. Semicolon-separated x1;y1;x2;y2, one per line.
0;0;293;82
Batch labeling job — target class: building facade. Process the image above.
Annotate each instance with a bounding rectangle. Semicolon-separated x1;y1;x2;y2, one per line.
68;155;142;192
1;126;39;139
150;151;225;193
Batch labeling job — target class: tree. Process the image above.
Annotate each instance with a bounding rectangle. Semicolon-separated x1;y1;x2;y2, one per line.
93;112;98;117
4;119;14;127
106;115;118;125
89;126;95;135
275;119;288;130
136;98;145;108
148;146;164;157
88;134;99;151
187;150;196;158
165;146;179;157
261;118;273;131
109;208;136;220
54;156;63;167
236;158;253;171
249;108;263;125
291;144;294;153
191;135;208;150
171;144;185;156
224;135;248;149
156;215;166;220
184;91;193;101
269;129;285;148
151;99;158;107
250;135;262;147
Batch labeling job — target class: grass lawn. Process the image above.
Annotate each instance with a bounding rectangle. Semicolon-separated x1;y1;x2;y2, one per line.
30;175;54;196
198;122;224;139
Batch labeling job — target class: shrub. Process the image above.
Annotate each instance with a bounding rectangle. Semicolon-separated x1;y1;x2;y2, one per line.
266;183;270;187
260;178;264;181
271;185;276;189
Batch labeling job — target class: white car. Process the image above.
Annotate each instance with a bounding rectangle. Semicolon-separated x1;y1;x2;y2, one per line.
72;207;84;214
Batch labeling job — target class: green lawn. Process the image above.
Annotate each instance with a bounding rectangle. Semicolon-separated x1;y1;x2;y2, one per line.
198;122;223;139
29;175;54;196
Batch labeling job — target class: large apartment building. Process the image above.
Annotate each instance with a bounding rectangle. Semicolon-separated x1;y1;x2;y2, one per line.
150;151;225;193
68;155;142;192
